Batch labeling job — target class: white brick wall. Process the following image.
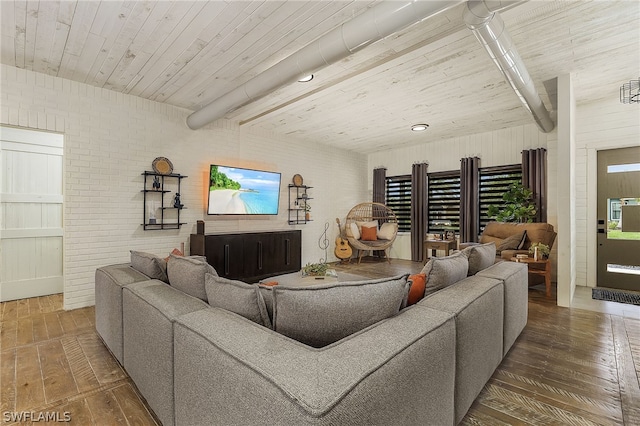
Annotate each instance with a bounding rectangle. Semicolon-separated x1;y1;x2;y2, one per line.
1;64;367;309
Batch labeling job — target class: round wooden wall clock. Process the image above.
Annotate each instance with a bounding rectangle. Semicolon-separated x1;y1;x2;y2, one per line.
292;174;303;186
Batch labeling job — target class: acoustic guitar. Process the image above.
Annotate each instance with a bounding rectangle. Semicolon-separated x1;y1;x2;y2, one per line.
335;218;353;262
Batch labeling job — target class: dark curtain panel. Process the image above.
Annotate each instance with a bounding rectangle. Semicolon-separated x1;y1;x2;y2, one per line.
372;167;386;204
460;157;480;243
410;163;428;262
522;148;547;222
372;168;387;258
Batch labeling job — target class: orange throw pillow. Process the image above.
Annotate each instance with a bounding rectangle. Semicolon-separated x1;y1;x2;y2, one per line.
261;281;279;286
164;248;183;262
407;273;427;306
361;226;378;241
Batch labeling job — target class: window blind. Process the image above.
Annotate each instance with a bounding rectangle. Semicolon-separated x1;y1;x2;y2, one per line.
479;165;522;230
385;175;411;232
428;171;460;234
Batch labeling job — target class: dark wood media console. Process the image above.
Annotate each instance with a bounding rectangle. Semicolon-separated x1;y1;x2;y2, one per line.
190;230;301;283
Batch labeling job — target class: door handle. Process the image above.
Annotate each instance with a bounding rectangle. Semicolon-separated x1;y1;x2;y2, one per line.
285;239;290;265
224;244;230;275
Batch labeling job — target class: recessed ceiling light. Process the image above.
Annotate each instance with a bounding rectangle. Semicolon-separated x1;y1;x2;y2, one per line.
298;74;314;82
411;124;429;132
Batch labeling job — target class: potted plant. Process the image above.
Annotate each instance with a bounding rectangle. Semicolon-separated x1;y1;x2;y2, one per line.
302;261;327;276
487;182;537;223
528;242;550;260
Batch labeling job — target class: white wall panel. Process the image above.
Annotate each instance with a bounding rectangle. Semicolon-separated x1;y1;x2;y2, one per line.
1;237;63;281
1;203;62;229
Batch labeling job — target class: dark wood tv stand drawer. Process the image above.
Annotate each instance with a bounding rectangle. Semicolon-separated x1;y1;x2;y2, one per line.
190;230;301;283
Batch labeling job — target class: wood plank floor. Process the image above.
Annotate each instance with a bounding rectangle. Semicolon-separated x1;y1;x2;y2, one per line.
0;294;158;425
1;258;638;425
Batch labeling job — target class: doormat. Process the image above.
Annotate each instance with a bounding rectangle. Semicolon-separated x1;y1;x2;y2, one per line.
592;288;640;306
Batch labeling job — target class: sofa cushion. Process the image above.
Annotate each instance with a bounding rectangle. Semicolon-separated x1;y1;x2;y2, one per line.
258;286;274;321
205;274;271;328
361;226;378;241
421;252;469;296
407;273;427;305
462;242;496;276
167;255;218;301
130;250;169;283
272;274;410;347
496;231;527;253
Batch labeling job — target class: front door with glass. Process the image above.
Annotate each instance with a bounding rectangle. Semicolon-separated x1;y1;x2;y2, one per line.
597;147;640;291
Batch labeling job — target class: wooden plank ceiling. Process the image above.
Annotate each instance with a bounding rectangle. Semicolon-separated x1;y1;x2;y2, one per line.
1;1;638;153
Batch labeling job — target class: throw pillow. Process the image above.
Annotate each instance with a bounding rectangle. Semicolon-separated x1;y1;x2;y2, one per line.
496;231;527;253
272;274;410;348
421;251;469;297
407;273;427;306
361;226;378;241
349;222;361;240
517;230;528;249
462;242;496;276
261;281;278;286
377;222;397;240
356;220;378;234
164;247;183;262
167;255;218;301
205;274;271;328
130;251;169;283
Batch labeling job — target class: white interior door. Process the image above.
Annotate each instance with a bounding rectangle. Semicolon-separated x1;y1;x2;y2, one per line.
0;126;64;302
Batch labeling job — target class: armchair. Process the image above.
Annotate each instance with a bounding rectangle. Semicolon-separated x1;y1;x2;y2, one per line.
460;222;556;262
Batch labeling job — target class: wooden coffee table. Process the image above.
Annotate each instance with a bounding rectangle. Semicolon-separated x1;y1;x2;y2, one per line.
511;257;551;297
261;270;367;287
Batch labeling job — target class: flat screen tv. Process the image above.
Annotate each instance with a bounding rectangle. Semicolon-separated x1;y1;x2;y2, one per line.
207;165;281;215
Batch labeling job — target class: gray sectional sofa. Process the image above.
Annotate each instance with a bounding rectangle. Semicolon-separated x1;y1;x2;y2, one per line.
95;243;528;425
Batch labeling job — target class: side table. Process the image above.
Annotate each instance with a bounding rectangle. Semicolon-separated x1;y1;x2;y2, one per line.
511;257;551;298
423;239;457;263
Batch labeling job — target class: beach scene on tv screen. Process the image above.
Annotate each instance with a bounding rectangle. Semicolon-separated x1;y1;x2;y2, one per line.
208;166;280;214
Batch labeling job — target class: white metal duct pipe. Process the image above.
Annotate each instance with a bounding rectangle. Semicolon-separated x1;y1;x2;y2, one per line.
463;0;555;133
186;1;462;130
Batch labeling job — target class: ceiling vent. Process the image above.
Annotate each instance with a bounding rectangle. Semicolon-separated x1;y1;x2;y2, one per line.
463;0;555;133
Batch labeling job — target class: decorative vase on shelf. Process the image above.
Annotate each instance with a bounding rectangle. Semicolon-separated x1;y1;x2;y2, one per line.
149;205;156;224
